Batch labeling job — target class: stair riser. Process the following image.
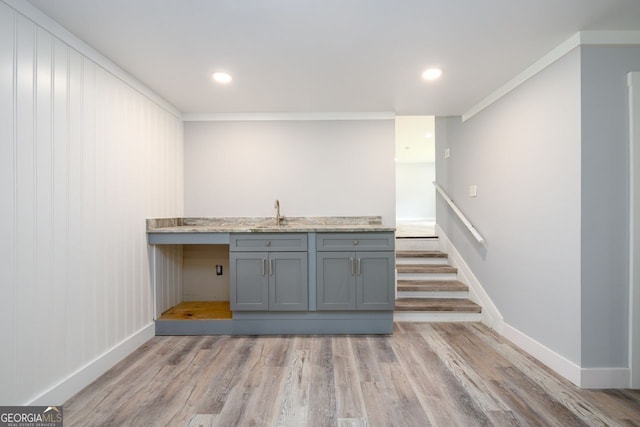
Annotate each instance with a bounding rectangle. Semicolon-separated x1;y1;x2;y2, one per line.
394;312;482;322
395;239;440;251
397;272;458;281
397;291;469;299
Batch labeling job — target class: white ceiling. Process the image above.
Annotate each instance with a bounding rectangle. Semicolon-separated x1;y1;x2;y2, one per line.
27;0;640;115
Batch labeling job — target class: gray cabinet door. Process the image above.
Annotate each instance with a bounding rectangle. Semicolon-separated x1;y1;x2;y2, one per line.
269;252;308;311
356;251;395;310
316;252;356;310
230;252;268;310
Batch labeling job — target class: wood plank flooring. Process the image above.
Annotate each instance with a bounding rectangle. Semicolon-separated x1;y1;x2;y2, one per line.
63;322;640;426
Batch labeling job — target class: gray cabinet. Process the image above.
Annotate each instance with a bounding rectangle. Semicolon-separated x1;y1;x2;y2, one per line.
316;233;395;311
230;234;308;311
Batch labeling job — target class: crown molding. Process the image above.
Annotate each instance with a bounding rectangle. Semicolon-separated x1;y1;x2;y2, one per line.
182;112;395;122
580;30;640;45
463;31;640;122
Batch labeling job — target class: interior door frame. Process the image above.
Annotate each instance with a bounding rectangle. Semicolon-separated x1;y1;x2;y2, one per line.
629;71;640;389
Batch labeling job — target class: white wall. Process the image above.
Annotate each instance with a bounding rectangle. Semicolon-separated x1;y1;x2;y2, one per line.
396;162;436;221
630;71;640;388
580;46;640;368
184;120;396;225
436;48;583;364
0;2;183;404
182;245;230;302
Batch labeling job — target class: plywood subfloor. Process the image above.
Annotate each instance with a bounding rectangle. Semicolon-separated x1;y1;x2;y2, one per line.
159;301;232;320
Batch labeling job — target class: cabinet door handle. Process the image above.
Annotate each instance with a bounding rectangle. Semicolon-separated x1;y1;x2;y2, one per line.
357;258;361;276
350;257;354;276
262;258;266;276
269;258;274;276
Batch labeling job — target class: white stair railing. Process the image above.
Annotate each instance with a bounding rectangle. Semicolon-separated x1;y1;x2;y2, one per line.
433;182;486;245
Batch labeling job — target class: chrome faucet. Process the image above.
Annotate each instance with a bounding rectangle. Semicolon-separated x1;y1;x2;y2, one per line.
274;199;284;226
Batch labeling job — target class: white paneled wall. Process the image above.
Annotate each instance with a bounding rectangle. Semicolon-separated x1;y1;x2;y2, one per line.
0;4;183;404
154;245;183;318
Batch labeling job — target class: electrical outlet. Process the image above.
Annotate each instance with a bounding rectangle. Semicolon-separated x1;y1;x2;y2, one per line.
444;148;450;158
469;185;478;197
216;265;223;275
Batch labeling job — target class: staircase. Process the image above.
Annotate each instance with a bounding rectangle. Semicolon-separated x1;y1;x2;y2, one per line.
394;236;482;322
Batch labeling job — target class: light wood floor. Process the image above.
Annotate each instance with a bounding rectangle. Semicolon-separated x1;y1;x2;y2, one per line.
395;221;436;238
63;322;640;426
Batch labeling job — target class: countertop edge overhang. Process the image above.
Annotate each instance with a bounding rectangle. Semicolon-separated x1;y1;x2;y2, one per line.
146;216;396;234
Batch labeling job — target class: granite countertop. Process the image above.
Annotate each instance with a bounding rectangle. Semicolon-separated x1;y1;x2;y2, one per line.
147;216;395;233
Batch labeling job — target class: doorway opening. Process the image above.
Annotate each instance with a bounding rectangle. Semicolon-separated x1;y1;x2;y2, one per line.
395;116;436;237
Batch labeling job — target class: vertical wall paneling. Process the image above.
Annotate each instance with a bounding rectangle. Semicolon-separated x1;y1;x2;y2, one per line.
52;37;70;378
0;4;16;402
154;245;164;318
35;25;55;392
94;66;107;355
142;100;152;326
67;47;84;371
15;13;37;403
102;68;114;349
0;1;184;404
153;245;183;318
81;56;97;361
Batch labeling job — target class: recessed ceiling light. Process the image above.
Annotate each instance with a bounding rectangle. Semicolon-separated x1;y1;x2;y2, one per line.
422;68;442;81
425;132;433;138
212;72;232;84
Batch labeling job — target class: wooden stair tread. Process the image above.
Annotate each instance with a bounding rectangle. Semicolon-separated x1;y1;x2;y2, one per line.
395;298;482;313
396;250;448;258
397;280;468;292
396;264;457;274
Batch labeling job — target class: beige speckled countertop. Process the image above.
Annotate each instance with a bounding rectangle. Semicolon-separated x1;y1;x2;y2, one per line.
147;216;395;233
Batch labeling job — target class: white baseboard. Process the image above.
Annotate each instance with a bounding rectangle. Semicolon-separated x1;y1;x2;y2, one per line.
501;322;582;386
502;321;632;388
434;224;503;330
435;224;631;389
28;323;155;405
580;368;631;389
